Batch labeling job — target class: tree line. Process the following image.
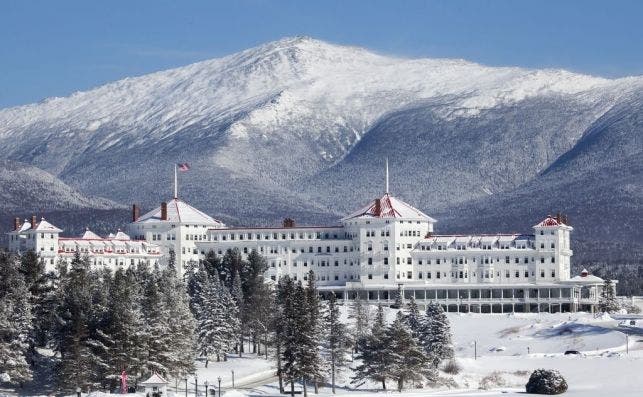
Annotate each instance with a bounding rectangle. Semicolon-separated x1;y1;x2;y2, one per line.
273;272;454;395
0;250;195;392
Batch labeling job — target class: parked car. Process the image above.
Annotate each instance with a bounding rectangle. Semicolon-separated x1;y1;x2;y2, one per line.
564;350;582;355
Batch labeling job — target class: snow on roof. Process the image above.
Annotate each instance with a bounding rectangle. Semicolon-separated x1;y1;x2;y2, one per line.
32;218;63;232
136;198;225;226
534;215;569;228
18;220;31;232
569;273;604;283
81;228;102;239
341;193;436;222
113;230;130;240
140;373;167;385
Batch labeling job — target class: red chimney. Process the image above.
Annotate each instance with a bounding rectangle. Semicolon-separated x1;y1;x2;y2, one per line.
13;217;20;231
374;199;381;216
132;204;140;222
31;215;37;229
161;202;168;221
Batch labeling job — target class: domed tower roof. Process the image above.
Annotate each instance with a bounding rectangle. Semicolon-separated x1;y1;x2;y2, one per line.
341;193;436;222
341;158;435;222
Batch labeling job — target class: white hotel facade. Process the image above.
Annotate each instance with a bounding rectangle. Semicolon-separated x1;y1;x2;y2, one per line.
7;171;609;313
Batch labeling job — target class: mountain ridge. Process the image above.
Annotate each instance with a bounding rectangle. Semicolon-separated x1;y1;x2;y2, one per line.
0;37;640;262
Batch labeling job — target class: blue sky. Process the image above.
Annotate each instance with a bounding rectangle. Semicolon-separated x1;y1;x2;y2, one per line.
1;0;641;108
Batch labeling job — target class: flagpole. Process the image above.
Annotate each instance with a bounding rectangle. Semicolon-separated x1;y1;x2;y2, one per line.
174;163;178;199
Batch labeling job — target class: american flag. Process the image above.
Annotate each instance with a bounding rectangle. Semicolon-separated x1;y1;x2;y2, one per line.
177;163;190;172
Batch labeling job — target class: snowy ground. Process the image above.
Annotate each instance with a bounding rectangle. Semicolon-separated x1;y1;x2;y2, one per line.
2;309;642;396
220;309;643;397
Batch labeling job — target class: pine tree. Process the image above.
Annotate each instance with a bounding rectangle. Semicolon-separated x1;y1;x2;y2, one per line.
231;269;244;354
106;268;148;386
202;250;222;281
352;304;391;390
242;250;270;355
0;252;33;386
405;297;422;339
19;251;49;353
195;275;239;365
598;279;620;313
141;267;172;377
349;292;370;353
393;284;403;309
324;293;350;394
301;271;323;395
421;302;454;368
278;276;302;396
55;253;106;391
159;266;196;379
386;312;433;391
219;248;243;288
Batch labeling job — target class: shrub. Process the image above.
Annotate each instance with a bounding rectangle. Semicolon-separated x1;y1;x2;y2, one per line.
442;359;461;374
525;369;568;395
479;371;506;390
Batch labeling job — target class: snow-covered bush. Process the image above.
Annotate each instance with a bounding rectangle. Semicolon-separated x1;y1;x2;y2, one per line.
525;369;568;395
441;359;461;374
479;371;506;390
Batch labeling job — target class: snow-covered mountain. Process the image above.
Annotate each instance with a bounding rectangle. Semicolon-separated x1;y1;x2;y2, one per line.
0;37;641;260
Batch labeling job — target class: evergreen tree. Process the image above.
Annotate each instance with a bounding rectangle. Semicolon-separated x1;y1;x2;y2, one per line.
393;284;403;309
0;252;33;386
19;251;50;351
405;297;422;339
386;312;433;391
278;276;302;396
106;268;147;386
231;269;244;353
55;253;106;391
421;302;454;368
141;267;172;377
598;279;620;313
242;250;270;355
195;272;239;365
219;248;243;288
324;293;350;394
202;250;222;281
352;304;391;390
301;271;323;395
158;266;196;379
349;292;370;353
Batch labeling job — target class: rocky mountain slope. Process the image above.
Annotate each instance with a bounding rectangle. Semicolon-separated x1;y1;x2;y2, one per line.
0;37;640;261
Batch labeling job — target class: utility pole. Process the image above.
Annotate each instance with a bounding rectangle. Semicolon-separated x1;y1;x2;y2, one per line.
195;375;198;397
474;340;477;360
231;370;235;388
184;378;188;397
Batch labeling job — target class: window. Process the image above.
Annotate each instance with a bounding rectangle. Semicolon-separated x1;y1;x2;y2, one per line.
384;273;389;279
384;257;389;265
368;274;373;280
367;258;373;265
524;271;529;278
407;271;412;279
407;257;412;265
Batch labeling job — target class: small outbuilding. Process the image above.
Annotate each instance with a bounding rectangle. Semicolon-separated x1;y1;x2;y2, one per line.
140;373;168;397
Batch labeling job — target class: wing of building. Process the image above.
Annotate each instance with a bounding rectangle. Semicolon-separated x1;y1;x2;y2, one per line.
6;183;612;313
